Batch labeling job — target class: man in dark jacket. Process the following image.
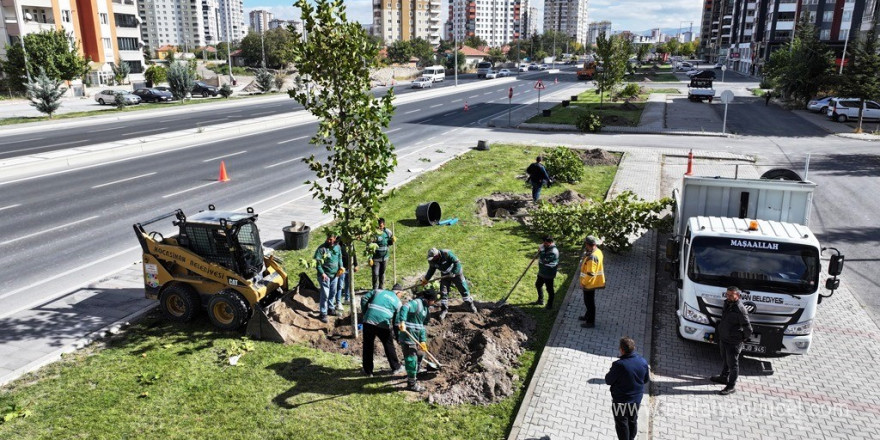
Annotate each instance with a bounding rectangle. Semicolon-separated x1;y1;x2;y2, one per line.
526;156;552;202
534;235;559;308
711;286;753;395
605;336;650;440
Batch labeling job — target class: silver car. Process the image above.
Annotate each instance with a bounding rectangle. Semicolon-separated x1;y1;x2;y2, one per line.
94;90;141;105
411;77;433;89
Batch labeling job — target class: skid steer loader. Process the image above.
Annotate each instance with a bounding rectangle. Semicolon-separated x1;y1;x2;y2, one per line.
133;204;289;341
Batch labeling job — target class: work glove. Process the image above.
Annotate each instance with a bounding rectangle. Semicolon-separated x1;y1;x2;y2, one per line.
336;268;346;277
418;342;428;352
392;236;397;244
398;322;406;332
420;278;429;286
369;258;374;267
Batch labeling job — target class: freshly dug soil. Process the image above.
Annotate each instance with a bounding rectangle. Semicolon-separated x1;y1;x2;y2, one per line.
575;148;620;167
263;278;536;405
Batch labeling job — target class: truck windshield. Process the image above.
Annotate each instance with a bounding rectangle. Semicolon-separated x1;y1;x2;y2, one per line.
687;237;819;294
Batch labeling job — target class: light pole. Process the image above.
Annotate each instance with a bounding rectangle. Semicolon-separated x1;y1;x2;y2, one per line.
21;12;33;81
260;27;266;68
225;0;233;85
453;9;458;86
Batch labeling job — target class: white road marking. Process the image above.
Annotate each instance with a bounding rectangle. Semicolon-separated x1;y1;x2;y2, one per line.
385;128;401;134
92;127;119;132
451;99;462;103
430;104;443;108
158;119;176;122
483;92;492;95
405;109;421;114
162;181;217;198
441;111;457;117
0;215;99;246
6;141;83;155
278;136;308;144
3;137;44;144
202;150;247;162
91;172;157;189
123;128;164;136
265;156;304;168
468;95;479;99
0;204;21;212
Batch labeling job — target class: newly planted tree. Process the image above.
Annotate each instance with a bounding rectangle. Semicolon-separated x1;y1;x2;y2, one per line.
837;29;880;133
25;67;66;118
593;32;629;108
166;62;195;101
255;68;274;92
288;0;396;335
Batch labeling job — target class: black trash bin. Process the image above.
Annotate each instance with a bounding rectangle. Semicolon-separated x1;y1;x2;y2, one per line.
542;109;552;117
562;100;570;107
415;202;441;226
282;225;311;250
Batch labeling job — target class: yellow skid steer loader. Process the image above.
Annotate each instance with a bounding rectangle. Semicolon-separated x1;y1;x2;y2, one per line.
133;205;288;342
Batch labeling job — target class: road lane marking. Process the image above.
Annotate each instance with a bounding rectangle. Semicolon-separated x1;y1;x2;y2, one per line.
93;127;119;132
3;137;45;144
405;109;421;114
483;92;493;95
162;181;217;198
441;111;457;117
158;119;176;122
91;172;157;189
430;104;443;108
265;156;304;168
468;95;479;99
202;150;247;162
123;128;164;136
252;111;274;116
451;99;462;103
385;128;401;134
0;204;21;212
278;136;308;144
6;141;84;155
0;215;99;246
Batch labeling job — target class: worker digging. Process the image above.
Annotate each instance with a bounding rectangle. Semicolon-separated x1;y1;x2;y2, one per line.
421;247;478;320
396;290;440;392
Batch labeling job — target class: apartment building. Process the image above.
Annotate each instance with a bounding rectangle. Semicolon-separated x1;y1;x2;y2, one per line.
0;0;146;75
268;18;300;33
373;0;442;45
139;0;242;54
544;0;588;43
587;20;611;45
249;9;271;34
522;5;538;37
447;0;523;47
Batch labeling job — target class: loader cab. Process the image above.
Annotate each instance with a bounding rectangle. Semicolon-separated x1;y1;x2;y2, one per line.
174;205;265;280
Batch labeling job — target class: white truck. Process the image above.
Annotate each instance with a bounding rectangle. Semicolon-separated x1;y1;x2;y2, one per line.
666;172;844;355
687;78;715;102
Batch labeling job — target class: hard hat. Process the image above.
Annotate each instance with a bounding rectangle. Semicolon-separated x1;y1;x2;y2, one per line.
427;248;440;261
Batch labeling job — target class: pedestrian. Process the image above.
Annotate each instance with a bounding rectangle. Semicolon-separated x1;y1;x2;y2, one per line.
422;248;478;320
313;232;343;323
335;238;358;314
534;235;559;308
579;235;605;328
711;286;753;395
395;290;440;392
360;289;405;377
764;90;772;106
605;336;650;440
526;156;553;202
370;218;394;290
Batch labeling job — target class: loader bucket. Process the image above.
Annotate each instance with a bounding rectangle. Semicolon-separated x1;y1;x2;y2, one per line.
246;305;286;343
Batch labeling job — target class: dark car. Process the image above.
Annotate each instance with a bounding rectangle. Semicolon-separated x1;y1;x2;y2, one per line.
192;81;218;97
132;88;173;103
692;70;716;79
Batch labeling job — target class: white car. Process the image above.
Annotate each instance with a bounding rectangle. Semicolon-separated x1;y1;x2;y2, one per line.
685;69;702;77
496;69;512;77
94;90;141;105
518;64;529;72
826;98;880;122
485;70;498;79
411;77;433;89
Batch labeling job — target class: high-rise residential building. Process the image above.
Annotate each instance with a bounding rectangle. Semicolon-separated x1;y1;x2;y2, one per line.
140;0;210;52
0;0;146;75
447;0;524;47
523;6;539;37
217;0;246;43
269;19;301;33
373;0;442;45
587;20;611;45
249;9;272;34
543;0;588;43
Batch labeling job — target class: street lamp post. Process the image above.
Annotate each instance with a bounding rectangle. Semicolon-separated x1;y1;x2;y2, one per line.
21;12;33;81
260;28;266;68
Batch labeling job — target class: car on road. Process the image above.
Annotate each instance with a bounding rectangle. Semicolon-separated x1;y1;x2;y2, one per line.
714;62;724;69
826;98;880;122
528;63;540;71
539;64;549;70
808;96;834;113
411;76;433;89
690;70;716;79
684;69;702;77
518;64;529;72
191;81;218;97
132;88;173;103
486;69;511;79
677;62;694;70
94;90;141;105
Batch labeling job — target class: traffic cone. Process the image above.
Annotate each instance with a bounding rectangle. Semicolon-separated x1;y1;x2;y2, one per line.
464;101;469;111
218;160;230;182
685;150;694;176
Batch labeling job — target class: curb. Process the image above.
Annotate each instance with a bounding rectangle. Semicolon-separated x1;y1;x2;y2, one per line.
517;122;734;137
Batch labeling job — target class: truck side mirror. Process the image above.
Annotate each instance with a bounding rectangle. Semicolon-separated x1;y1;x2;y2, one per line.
666;238;680;260
828;254;844;276
825;278;840;290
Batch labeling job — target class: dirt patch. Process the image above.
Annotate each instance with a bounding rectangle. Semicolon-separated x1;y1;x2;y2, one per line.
475;192;533;223
575;148;620;166
546;189;587;205
263;278;536;405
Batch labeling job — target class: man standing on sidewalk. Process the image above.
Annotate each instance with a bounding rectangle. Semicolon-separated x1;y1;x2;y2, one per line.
605;336;650;440
579;235;605;328
711;286;752;395
534;235;559;308
526;156;552;202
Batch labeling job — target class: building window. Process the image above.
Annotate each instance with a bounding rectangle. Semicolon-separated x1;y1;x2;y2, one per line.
100;13;108;24
103;38;112;48
62;10;71;23
117;37;140;50
115;13;139;27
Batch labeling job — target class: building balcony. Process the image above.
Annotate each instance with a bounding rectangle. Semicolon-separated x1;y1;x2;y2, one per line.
775;20;794;31
778;3;796;12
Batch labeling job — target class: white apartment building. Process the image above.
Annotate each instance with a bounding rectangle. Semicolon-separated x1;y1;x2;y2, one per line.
587;20;610;45
217;0;245;43
373;0;442;45
448;0;524;47
522;5;538;37
249;9;272;34
139;0;243;52
268;18;300;33
544;0;588;43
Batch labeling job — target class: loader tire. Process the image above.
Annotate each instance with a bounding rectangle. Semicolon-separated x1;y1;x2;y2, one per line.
208;290;250;330
159;283;201;322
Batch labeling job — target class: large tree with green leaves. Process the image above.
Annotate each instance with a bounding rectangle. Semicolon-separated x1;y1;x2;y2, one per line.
288;0;396;335
240;27;296;68
464;35;487;49
593;32;629;107
386;38;435;66
765;16;834;107
0;29;88;91
837;29;880;132
26;67;66;118
636;43;652;63
445;50;466;71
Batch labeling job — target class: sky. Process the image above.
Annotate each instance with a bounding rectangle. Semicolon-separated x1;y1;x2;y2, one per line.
243;0;702;36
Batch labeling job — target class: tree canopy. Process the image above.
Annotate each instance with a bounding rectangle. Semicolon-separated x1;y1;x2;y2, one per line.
239;27;296;68
1;29;88;91
836;29;880;132
765;16;834;107
594;32;630;107
386;38;435;66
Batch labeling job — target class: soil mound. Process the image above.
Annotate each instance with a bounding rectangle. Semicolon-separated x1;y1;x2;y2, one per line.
546;189;586;205
576;148;620;166
475;192;533;223
263;278;536;405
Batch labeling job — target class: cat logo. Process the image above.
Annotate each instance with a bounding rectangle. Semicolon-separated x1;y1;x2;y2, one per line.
228;278;239;286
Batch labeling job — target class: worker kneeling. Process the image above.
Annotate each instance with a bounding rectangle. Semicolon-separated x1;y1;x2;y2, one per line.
361;289;406;377
422;248;477;320
395;290;440;392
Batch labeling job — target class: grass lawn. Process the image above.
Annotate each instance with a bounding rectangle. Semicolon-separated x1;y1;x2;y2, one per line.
751;88;768;97
526;87;649;126
0;144;616;440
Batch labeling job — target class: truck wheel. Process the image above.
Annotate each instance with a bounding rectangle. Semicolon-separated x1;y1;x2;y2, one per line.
208;290;250;330
159;283;201;322
760;168;803;181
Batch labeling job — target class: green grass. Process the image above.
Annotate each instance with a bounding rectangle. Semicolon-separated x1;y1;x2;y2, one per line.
752;88;768;97
0;144;616;440
526;88;648;126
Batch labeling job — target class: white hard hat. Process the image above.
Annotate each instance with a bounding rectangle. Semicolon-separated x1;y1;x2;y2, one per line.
427;248;440;261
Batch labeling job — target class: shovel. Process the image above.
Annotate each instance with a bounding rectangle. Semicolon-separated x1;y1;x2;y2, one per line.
493;251;540;307
400;327;442;370
392;221;401;290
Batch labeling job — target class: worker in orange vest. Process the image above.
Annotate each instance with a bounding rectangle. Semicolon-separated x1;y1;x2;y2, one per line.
579;235;605;328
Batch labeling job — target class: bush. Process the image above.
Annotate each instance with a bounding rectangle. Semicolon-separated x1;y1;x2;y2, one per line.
576;112;602;133
113;92;126;109
618;83;641;99
206;64;249;76
274;72;286;91
543;146;584;184
529;191;673;253
255;68;273;93
219;83;233;98
144;65;167;85
167;62;195;101
758;77;773;89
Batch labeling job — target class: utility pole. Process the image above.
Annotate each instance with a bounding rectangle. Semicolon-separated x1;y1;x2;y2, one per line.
453;5;458;86
226;0;233;85
260;28;266;68
20;12;33;81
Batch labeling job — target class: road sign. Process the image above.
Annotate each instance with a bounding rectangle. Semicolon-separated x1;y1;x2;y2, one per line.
508;87;513;99
720;90;734;103
534;80;545;90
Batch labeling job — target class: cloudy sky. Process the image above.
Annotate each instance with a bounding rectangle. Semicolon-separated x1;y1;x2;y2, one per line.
243;0;702;35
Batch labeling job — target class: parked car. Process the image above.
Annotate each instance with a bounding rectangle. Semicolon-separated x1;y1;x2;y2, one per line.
826;98;880;122
191;81;218;97
411;76;433;89
685;69;702;77
678;62;694;70
539;64;549;70
807;96;834;113
691;70;716;79
713;62;724;69
518;64;529;72
94;90;141;105
496;69;511;77
132;88;173;103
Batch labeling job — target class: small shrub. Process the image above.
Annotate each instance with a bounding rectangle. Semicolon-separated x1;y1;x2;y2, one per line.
543;146;584;183
114;92;126;109
576;112;602;133
618;83;641;99
144;65;167;85
758;77;773;89
219;83;233;98
255;68;274;93
274;72;287;91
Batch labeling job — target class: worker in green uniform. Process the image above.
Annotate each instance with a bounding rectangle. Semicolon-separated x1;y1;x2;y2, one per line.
314;232;343;323
395;290;440;392
370;218;395;290
360;289;405;377
421;248;478;320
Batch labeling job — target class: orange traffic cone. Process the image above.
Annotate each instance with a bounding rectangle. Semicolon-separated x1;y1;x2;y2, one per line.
464;101;469;111
218;160;230;182
685;150;694;176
